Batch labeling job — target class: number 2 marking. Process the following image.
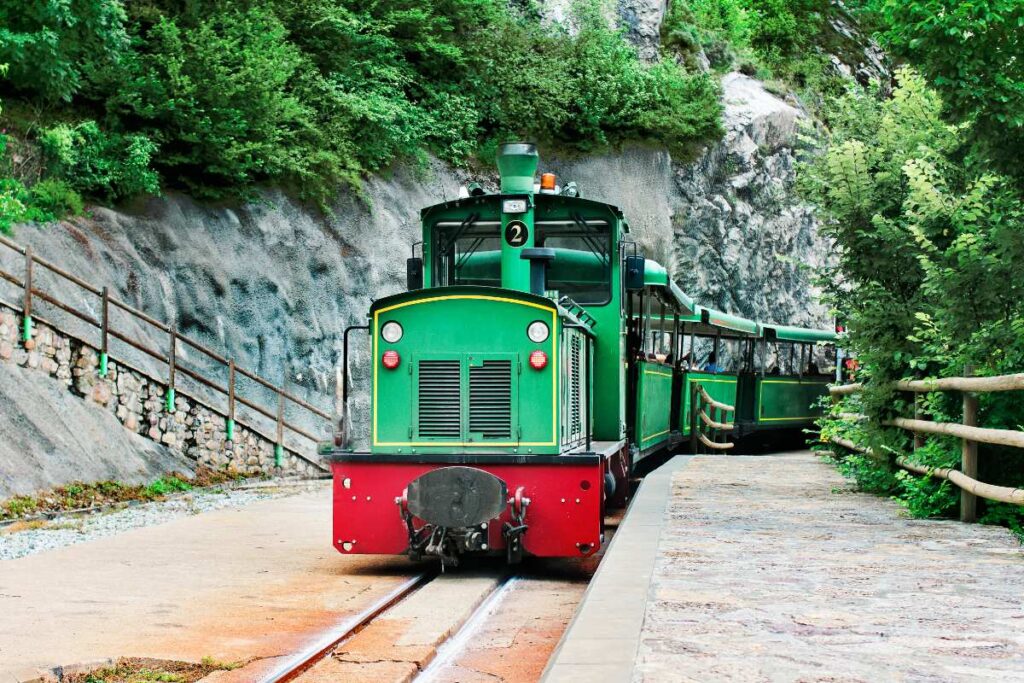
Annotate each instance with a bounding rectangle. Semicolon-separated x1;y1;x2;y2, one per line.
505;220;528;246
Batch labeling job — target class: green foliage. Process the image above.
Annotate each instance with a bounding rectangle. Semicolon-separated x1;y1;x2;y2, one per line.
38;121;159;201
145;475;193;497
745;0;831;57
0;0;723;209
866;0;1024;172
804;69;1024;532
108;8;314;196
28;178;84;217
0;0;130;102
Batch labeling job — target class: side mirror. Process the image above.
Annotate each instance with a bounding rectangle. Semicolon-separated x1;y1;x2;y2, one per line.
625;255;645;291
406;257;423;290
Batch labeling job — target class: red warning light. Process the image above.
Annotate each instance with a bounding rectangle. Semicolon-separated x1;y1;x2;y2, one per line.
529;350;548;370
382;350;401;369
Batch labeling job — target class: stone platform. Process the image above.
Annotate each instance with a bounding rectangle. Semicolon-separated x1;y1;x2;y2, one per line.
543;452;1024;682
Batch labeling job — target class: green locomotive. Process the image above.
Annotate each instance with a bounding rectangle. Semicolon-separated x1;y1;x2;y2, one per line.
329;143;836;565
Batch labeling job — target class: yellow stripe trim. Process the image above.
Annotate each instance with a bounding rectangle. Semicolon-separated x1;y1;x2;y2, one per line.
373;294;558;448
642;429;670;443
760;379;831;385
376;294;555;315
643;369;673;379
759;416;817;422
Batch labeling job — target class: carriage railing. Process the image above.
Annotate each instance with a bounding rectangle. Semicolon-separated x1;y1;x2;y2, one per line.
827;368;1024;522
689;382;735;453
0;234;332;468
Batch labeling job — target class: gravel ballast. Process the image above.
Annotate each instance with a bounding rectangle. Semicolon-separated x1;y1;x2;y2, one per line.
0;479;326;561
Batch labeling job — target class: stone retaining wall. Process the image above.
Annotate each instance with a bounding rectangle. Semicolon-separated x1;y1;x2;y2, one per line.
0;303;324;479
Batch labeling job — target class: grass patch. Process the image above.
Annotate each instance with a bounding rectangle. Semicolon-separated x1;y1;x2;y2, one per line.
67;657;243;683
0;467;246;522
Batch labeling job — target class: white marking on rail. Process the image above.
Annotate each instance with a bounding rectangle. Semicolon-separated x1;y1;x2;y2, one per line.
415;575;518;682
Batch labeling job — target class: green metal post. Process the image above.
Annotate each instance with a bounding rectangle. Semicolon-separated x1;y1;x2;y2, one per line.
275;390;285;468
22;245;32;344
496;142;538;292
226;359;236;441
166;328;176;412
99;286;109;378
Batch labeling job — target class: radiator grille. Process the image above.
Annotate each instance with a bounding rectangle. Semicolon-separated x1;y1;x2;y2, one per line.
418;360;461;438
469;360;512;439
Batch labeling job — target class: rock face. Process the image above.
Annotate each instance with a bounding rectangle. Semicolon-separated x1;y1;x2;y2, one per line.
672;73;832;328
617;0;667;61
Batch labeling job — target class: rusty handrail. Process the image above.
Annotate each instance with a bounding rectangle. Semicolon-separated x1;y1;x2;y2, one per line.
698;385;735;413
690;381;736;454
0;235;331;462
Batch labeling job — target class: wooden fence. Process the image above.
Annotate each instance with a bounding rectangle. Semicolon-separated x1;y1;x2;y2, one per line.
689;383;735;453
828;368;1024;522
0;234;333;467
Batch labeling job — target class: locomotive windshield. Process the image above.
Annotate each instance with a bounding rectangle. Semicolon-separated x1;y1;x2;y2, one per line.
431;218;611;304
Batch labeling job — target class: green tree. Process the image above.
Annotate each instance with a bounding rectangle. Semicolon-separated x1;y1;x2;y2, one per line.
802;69;1024;526
869;0;1024;171
0;0;129;101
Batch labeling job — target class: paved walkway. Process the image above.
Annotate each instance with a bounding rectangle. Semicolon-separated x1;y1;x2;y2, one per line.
546;452;1024;682
0;484;417;682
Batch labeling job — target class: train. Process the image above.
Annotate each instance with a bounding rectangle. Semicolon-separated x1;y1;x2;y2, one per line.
326;143;838;566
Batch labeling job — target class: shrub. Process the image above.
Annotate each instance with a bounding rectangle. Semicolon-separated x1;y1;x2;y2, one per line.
38;121;159;201
29;178;84;216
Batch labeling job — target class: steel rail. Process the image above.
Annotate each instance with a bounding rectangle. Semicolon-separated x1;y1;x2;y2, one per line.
414;575;518;682
259;572;434;683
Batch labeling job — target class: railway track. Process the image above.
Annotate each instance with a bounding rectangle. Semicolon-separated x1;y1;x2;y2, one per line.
259;572;434;682
258;569;518;683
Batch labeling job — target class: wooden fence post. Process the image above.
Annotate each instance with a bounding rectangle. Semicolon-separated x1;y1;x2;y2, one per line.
961;364;979;523
913;395;926;451
22;245;32;345
99;286;109;378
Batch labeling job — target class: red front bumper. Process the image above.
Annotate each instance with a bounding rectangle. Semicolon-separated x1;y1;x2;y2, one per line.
330;455;605;558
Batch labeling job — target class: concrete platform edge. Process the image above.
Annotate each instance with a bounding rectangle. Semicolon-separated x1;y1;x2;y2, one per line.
540;455;691;683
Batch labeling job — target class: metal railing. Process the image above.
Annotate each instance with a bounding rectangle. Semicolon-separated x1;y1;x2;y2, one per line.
689;383;735;453
0;234;332;468
828;367;1024;521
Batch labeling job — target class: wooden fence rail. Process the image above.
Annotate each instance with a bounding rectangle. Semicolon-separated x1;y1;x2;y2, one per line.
827;368;1024;522
690;383;735;453
0;234;332;467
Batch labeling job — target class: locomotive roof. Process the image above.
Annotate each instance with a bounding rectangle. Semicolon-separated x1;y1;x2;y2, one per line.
420;193;626;223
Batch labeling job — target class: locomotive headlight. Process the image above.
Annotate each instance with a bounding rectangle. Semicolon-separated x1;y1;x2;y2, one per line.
527;320;549;343
503;199;528;214
381;321;403;343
